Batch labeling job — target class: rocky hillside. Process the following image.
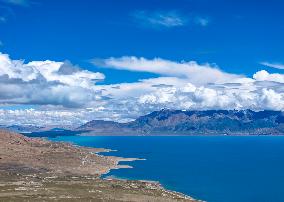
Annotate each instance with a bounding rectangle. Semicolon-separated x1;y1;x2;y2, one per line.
0;130;198;201
78;109;284;135
0;129;133;175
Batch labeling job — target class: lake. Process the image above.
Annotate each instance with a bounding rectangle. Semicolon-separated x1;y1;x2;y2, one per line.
48;135;284;202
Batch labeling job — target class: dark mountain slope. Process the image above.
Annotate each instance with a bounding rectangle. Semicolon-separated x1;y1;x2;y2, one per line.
78;109;284;135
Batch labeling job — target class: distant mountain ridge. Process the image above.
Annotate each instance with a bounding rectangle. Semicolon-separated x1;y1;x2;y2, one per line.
78;109;284;135
0;125;76;133
2;125;45;133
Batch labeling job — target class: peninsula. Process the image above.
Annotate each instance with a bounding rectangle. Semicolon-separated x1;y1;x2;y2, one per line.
0;130;198;202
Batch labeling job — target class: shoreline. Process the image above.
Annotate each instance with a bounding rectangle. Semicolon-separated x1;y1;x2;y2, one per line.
44;137;199;201
48;138;147;175
78;133;284;137
104;175;201;202
86;144;201;202
0;129;199;201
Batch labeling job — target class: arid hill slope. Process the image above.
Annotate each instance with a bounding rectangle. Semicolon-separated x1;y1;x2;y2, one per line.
0;130;198;202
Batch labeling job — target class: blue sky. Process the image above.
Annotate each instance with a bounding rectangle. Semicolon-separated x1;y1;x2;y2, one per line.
1;0;284;83
0;0;284;126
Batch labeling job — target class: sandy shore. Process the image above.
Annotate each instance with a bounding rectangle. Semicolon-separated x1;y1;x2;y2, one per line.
0;130;200;202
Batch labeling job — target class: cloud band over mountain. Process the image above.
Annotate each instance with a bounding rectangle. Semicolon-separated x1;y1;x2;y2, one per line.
0;53;284;126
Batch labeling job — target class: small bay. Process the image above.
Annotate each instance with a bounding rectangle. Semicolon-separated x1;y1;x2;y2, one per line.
49;135;284;202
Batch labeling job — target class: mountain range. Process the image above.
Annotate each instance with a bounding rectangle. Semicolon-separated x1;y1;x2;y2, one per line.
77;109;284;136
1;109;283;136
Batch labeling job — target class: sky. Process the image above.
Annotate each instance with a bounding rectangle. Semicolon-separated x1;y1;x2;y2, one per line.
0;0;284;126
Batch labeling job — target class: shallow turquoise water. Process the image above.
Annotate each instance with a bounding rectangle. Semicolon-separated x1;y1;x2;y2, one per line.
48;136;284;202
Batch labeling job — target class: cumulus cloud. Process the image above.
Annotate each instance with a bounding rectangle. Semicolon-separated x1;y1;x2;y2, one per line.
0;53;105;107
253;70;284;83
1;53;284;126
132;10;186;28
97;76;284;113
140;81;284;111
92;56;245;85
1;75;284;126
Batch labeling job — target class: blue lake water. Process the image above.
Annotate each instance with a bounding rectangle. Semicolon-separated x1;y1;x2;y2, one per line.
48;136;284;202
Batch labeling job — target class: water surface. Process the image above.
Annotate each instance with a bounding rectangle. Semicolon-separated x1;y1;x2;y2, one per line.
49;136;284;202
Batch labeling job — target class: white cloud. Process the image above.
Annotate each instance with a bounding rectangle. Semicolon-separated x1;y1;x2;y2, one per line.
0;54;104;85
261;62;284;70
92;56;244;85
0;53;284;126
253;70;284;83
134;80;284;111
0;53;105;108
132;11;186;28
0;108;112;127
259;89;284;111
94;74;284;120
131;11;211;29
